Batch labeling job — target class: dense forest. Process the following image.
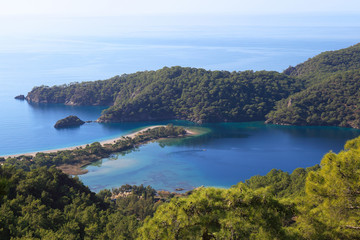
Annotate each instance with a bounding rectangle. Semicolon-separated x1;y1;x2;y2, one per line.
267;43;360;128
266;69;360;128
27;68;304;123
2;135;360;239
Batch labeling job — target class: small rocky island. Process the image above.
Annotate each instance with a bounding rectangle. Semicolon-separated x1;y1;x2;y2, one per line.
14;94;25;100
54;115;85;129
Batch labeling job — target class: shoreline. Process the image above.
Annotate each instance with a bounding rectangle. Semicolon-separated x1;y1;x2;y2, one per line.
1;125;196;159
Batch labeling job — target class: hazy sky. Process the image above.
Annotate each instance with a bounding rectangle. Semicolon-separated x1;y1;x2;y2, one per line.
1;0;360;16
1;1;360;37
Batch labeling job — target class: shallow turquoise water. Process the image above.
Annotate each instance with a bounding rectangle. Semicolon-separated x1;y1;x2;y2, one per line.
79;122;360;192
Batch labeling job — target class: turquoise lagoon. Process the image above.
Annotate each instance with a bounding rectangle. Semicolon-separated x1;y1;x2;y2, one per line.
79;122;360;192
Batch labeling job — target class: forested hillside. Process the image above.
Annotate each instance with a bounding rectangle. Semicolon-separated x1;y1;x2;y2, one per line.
266;69;360;128
284;42;360;82
26;67;304;123
266;43;360;128
2;135;360;239
0;166;159;239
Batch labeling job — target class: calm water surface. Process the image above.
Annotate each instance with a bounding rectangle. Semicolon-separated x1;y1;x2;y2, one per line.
79;122;360;192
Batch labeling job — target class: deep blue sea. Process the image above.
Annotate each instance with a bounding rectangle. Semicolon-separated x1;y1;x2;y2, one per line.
1;25;360;191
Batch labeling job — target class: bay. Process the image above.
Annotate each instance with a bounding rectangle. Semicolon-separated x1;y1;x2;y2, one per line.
79;122;360;192
1;25;360;191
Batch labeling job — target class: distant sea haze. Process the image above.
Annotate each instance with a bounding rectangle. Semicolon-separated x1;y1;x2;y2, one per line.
1;25;360;95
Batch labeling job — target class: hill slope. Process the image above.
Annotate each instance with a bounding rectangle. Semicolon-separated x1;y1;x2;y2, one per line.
266;43;360;128
284;42;360;81
27;67;304;123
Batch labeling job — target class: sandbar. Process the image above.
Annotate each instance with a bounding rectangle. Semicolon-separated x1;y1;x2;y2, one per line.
1;125;194;159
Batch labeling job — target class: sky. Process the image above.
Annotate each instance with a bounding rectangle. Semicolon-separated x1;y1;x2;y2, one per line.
1;0;360;16
1;0;360;38
1;0;360;87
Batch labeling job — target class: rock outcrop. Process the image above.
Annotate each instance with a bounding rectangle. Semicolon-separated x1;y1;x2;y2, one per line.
54;115;85;129
14;94;25;100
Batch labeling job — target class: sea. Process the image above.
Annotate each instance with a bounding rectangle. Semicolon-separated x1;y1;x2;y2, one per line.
1;24;360;191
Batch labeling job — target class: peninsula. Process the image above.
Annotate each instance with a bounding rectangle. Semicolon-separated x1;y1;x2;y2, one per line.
0;124;192;175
